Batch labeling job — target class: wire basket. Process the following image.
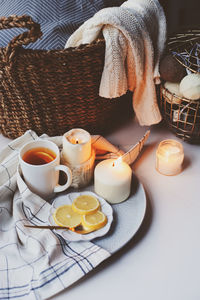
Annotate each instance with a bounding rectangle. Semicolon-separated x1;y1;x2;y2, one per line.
159;28;200;143
0;15;133;139
168;28;200;74
159;85;200;143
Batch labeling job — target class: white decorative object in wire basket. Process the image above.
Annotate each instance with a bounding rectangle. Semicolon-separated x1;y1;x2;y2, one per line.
48;191;113;241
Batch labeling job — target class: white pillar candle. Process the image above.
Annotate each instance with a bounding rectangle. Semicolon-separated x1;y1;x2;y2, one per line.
62;128;91;165
156;139;184;176
94;158;132;204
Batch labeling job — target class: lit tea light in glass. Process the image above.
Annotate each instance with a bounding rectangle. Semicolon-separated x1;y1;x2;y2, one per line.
62;128;91;165
94;157;132;204
156;139;184;176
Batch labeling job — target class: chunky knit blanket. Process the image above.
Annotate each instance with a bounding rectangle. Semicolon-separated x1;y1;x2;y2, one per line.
65;0;166;126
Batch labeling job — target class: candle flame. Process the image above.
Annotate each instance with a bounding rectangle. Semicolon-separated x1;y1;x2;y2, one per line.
112;156;122;167
116;156;122;163
165;151;170;157
69;227;75;232
69;137;80;144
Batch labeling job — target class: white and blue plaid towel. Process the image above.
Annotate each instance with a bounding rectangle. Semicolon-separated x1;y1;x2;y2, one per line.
0;130;110;300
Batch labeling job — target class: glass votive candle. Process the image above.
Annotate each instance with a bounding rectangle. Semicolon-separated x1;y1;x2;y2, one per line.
156;139;184;176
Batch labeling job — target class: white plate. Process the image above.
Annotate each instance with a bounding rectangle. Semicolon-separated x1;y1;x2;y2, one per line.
48;191;113;241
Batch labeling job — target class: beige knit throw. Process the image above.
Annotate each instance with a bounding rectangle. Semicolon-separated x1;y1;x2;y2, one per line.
65;0;166;126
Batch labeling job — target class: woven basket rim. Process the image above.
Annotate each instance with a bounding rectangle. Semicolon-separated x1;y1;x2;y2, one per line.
0;38;105;57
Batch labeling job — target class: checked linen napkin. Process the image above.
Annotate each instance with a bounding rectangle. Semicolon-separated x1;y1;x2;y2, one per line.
0;130;111;300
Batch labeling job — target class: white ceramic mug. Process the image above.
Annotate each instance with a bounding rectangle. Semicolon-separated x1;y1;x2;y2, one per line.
19;140;72;199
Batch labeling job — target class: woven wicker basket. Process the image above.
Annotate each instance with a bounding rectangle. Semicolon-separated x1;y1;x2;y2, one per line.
0;15;133;139
159;28;200;144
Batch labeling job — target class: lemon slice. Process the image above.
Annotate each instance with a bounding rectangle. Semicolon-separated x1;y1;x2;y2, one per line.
72;195;100;215
81;211;107;231
53;205;81;228
36;151;55;163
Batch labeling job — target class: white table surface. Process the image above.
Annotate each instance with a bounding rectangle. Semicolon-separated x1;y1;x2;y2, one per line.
1;118;200;300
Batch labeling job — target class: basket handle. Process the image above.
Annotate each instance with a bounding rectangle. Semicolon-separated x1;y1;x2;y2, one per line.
0;15;42;65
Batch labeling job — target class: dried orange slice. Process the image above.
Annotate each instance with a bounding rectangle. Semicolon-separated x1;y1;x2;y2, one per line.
81;211;107;231
53;205;81;228
72;195;100;215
